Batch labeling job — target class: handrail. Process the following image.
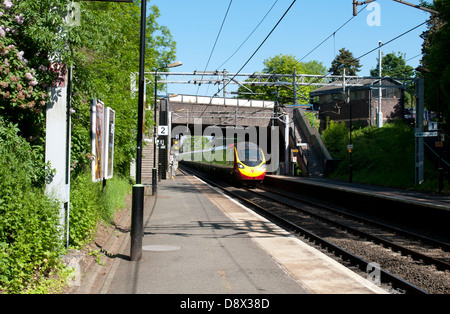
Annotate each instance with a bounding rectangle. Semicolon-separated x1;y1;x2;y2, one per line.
293;108;332;161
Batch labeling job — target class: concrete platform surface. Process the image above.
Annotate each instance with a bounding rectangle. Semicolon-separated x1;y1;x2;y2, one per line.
82;173;386;295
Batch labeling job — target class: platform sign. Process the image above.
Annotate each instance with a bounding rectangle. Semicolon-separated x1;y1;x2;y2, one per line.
104;107;115;180
428;122;439;131
347;144;353;153
92;100;105;182
91;99;115;182
158;125;169;136
415;132;438;138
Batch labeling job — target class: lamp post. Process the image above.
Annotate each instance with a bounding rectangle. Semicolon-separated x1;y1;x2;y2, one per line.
130;0;148;262
153;62;182;195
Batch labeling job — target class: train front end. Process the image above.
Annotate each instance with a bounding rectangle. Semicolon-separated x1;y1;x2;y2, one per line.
234;142;266;183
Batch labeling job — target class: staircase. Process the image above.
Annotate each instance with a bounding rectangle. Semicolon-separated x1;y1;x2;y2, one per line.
287;108;334;177
142;137;157;185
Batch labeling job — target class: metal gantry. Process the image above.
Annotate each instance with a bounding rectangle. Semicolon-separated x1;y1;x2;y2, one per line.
132;71;416;97
130;70;416;128
130;70;415;97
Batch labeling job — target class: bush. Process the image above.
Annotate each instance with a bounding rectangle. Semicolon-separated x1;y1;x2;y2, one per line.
69;172;131;249
0;119;64;293
321;119;349;157
322;121;416;188
69;172;103;249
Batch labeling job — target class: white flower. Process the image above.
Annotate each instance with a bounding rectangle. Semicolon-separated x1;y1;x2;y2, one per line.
16;50;24;60
24;72;33;80
3;0;13;10
14;14;24;25
29;80;38;86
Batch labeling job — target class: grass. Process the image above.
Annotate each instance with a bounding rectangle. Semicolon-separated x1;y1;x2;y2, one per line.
324;121;449;194
101;175;132;223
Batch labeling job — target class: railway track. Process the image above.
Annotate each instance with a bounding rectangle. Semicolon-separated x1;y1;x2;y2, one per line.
252;185;450;270
179;165;450;294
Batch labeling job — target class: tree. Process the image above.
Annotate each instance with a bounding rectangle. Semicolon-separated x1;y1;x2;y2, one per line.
0;0;67;145
237;54;327;103
68;1;176;177
370;52;415;108
329;48;362;76
370;52;415;78
419;0;450;130
0;1;177;178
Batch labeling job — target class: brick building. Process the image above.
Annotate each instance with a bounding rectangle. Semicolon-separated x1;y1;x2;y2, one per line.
310;78;405;131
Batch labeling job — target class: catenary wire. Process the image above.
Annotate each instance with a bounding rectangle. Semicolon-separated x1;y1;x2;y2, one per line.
299;20;428;92
197;0;233;95
215;0;279;70
198;0;297;118
226;17;428;124
299;4;369;62
355;21;427;61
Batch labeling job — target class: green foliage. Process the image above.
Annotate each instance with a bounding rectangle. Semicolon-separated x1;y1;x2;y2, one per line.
68;1;176;177
370;51;416;108
323;121;418;188
321;119;349;157
69;171;131;249
1;1;167;292
0;119;64;293
237;54;327;103
0;118;53;187
69;172;103;249
420;0;450;132
329;48;362;76
101;175;132;224
370;52;415;78
0;0;66;143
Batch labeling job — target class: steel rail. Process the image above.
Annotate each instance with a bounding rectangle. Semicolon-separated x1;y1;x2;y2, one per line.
249;186;450;272
259;185;450;252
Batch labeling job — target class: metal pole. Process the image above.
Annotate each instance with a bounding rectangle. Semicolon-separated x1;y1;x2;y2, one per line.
437;76;443;193
415;78;424;185
344;69;353;183
377;41;383;128
130;0;147;262
153;69;159;195
348;88;353;183
392;0;439;15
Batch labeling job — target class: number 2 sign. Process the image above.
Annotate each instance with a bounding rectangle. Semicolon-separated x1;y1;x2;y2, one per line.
158;126;169;136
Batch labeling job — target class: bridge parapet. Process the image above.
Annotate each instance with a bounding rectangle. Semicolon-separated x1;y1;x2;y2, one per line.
169;95;274;128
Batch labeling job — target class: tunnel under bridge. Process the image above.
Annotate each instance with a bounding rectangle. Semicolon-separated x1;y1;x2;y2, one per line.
138;94;332;185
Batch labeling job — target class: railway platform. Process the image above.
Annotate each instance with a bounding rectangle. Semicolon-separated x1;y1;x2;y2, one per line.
264;175;450;236
75;171;386;296
265;175;450;211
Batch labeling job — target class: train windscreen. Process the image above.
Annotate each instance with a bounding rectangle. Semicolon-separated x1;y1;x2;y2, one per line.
237;147;264;167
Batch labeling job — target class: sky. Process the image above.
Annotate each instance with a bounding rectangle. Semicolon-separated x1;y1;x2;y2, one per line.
150;0;431;97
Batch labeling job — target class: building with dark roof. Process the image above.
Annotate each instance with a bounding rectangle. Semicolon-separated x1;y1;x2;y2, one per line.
310;78;405;131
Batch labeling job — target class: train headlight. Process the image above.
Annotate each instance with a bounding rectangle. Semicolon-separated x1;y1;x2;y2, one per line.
258;164;266;171
237;163;245;169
